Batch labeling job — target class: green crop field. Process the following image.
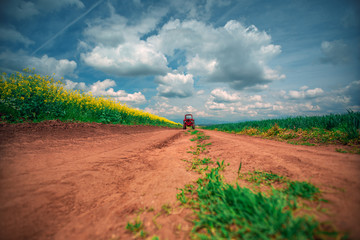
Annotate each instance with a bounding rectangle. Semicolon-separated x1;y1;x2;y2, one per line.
204;112;360;147
0;69;180;127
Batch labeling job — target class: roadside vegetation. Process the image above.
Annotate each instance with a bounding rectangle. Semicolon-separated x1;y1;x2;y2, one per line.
204;112;360;152
125;130;344;239
0;69;180;127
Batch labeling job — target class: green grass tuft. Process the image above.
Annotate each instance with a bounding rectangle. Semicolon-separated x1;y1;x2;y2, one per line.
284;181;321;200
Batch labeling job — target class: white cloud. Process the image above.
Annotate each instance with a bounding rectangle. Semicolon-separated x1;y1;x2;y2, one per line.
187;54;217;75
306;88;324;98
156;72;194;98
207;101;228;111
148;19;284;90
145;102;181;116
64;79;88;91
184;105;197;113
332;80;360;106
210;88;240;103
65;79;146;104
83;14;128;47
81;8;169;77
81;42;169;77
284;87;324;100
0;26;34;47
251;102;272;109
249;95;262;102
243;84;269;92
0;51;77;78
320;40;351;65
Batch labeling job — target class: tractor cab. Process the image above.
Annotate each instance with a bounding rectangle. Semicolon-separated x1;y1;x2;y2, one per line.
183;114;195;129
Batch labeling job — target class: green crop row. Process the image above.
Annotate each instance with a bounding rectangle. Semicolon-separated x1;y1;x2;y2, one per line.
205;111;360;144
0;69;180;127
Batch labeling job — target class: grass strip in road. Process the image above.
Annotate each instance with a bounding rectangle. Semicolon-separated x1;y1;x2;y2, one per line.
178;130;342;239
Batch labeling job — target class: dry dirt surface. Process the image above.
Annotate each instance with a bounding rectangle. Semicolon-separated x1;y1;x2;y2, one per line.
0;121;359;239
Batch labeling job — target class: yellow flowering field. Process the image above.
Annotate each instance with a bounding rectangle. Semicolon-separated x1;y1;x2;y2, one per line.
0;69;181;127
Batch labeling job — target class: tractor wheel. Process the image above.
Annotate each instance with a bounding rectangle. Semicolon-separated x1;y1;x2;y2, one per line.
192;125;195;129
183;124;186;129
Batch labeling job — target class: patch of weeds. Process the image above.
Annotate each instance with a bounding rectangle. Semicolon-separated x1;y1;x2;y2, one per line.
179;167;338;239
152;203;174;230
200;157;213;165
135;206;154;215
190;130;199;135
334;147;360;154
126;217;148;238
176;189;188;204
187;147;201;156
284;181;321;200
242;170;288;186
216;159;228;171
190;131;210;142
186;157;213;173
335;148;348;153
301;142;316;146
197;142;212;153
161;204;172;215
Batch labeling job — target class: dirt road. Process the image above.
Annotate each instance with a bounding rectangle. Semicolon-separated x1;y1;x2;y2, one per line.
0;121;359;239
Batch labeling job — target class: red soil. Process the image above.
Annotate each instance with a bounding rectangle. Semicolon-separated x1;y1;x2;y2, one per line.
0;121;359;239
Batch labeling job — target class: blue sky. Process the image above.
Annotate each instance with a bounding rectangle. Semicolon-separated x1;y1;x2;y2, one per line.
0;0;359;124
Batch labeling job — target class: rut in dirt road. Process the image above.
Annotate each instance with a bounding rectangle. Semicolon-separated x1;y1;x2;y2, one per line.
0;123;196;240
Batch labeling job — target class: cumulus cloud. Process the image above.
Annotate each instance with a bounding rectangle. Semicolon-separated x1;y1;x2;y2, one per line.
81;10;283;89
207;102;229;111
0;26;34;47
206;88;271;115
81;42;169;77
210;88;240;103
83;13;130;47
145;102;181;115
64;79;88;91
0;51;77;78
277;81;360;114
249;95;262;102
333;80;360;106
145;101;211;119
65;79;146;104
284;87;324;100
81;8;169;77
148;19;284;90
320;40;351;65
156;72;194;98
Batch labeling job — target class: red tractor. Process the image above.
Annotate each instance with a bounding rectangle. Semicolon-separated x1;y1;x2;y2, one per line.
183;114;195;129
